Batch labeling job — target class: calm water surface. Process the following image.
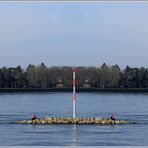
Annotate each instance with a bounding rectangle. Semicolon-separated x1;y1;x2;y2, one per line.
0;92;148;146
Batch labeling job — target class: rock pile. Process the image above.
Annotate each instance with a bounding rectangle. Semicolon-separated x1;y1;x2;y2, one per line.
16;117;129;125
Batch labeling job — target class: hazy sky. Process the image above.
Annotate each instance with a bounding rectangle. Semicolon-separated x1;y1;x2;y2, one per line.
0;2;148;69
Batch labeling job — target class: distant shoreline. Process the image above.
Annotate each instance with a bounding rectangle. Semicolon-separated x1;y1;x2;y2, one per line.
0;88;148;93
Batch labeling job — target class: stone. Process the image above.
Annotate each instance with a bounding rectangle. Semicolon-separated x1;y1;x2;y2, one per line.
16;117;130;125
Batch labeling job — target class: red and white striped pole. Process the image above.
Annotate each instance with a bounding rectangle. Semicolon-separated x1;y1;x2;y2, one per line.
72;67;76;118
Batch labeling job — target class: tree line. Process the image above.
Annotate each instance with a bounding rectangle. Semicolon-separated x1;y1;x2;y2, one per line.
0;62;148;88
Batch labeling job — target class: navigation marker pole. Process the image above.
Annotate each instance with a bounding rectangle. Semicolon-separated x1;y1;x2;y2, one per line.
72;67;77;118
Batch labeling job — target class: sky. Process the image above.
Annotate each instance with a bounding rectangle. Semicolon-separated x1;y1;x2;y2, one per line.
0;2;148;69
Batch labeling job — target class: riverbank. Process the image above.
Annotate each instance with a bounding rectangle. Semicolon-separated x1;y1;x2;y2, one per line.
0;88;148;93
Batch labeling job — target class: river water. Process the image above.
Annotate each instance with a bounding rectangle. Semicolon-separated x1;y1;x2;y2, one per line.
0;92;148;146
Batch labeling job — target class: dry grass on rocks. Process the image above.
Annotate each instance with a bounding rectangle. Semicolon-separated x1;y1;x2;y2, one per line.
16;117;129;125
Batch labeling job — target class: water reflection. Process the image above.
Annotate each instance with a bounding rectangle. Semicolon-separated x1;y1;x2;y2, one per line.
111;125;115;129
71;124;77;146
1;93;148;146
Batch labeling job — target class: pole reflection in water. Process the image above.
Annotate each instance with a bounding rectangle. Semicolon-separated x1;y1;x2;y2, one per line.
111;125;115;129
71;124;77;146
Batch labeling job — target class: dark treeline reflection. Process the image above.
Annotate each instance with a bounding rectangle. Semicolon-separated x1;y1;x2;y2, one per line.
0;62;148;88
